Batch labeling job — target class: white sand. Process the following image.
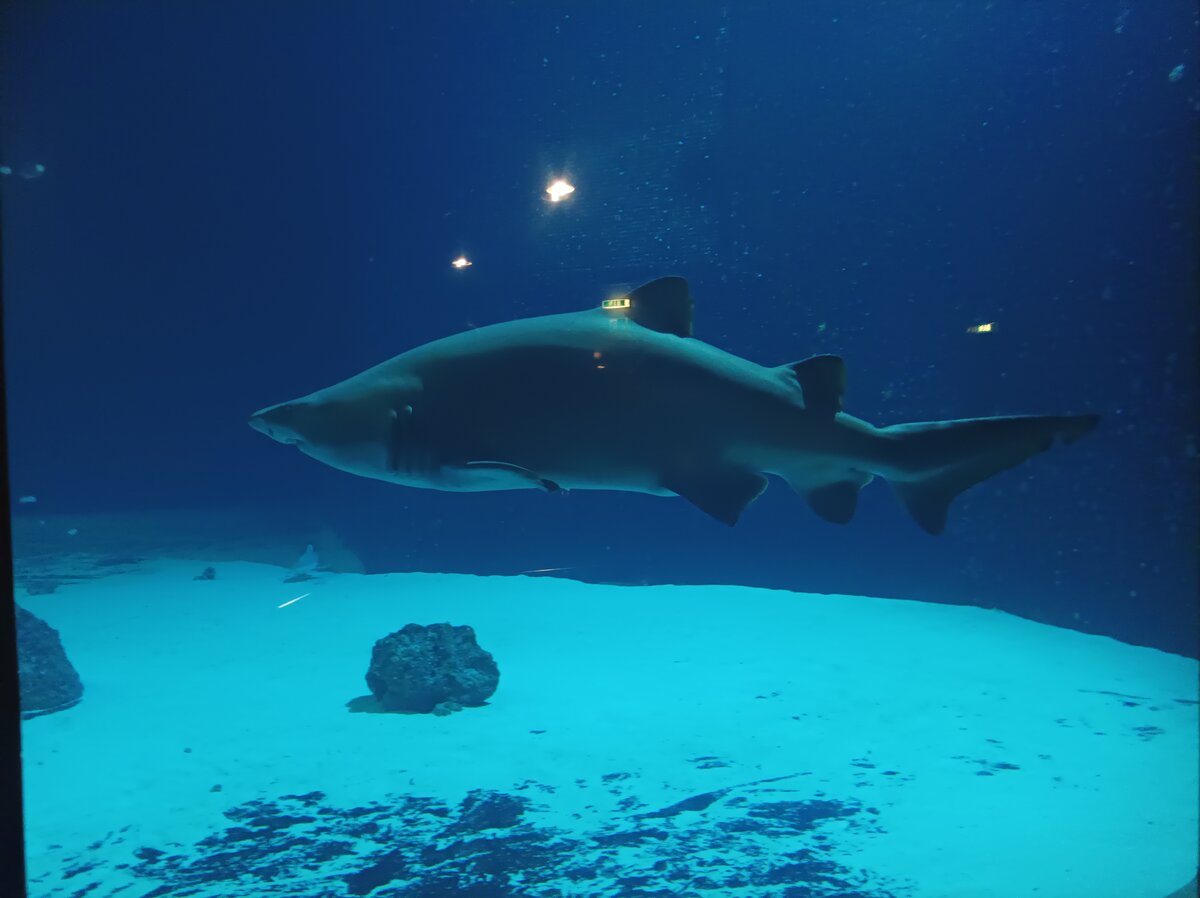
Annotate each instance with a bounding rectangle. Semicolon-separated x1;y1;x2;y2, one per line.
18;561;1199;898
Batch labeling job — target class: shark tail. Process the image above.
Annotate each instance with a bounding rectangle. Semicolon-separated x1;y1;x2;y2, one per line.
879;413;1099;535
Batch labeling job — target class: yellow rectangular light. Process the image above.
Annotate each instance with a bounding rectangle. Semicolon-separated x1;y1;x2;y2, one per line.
602;297;631;310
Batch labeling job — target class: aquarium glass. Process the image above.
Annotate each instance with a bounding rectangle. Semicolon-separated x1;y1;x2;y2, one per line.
3;3;1197;897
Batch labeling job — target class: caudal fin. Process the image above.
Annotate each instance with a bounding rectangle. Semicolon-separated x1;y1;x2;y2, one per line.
883;414;1099;535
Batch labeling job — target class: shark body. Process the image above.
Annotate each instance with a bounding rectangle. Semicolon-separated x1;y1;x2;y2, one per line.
249;277;1097;533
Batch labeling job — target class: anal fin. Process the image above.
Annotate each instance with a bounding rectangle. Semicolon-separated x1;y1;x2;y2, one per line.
662;469;768;526
804;481;862;524
890;479;956;535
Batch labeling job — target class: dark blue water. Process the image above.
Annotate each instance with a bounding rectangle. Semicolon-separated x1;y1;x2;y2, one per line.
3;1;1196;656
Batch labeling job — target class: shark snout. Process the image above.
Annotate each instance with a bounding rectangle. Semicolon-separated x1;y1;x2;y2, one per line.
249;403;303;445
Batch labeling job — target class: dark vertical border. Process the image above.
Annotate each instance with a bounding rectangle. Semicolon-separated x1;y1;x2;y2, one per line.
0;206;28;893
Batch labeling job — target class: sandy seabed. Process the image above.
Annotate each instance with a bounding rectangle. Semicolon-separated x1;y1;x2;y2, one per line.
17;560;1198;898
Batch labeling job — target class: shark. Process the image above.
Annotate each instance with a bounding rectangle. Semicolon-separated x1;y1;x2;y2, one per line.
249;276;1098;533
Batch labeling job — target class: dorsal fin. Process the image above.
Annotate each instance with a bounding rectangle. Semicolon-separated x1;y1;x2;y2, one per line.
623;277;693;337
788;355;846;418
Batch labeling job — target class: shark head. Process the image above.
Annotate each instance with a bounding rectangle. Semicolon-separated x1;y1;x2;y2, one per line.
249;379;429;483
249;391;388;471
248;400;309;446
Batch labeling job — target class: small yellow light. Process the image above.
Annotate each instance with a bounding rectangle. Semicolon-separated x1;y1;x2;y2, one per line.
451;256;472;269
546;178;575;202
601;297;631;310
967;322;995;334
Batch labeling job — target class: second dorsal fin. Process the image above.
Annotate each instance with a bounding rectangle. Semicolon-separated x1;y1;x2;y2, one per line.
787;355;846;418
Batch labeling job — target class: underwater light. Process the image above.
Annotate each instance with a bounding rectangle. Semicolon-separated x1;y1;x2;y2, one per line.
278;592;310;609
967;322;995;334
601;297;631;310
451;256;472;269
546;178;575;202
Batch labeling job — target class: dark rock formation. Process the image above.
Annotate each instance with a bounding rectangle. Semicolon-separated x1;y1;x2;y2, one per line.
366;623;498;713
16;605;84;719
50;781;894;898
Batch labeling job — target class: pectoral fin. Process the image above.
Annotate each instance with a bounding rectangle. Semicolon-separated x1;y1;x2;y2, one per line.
662;469;768;526
463;461;561;492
